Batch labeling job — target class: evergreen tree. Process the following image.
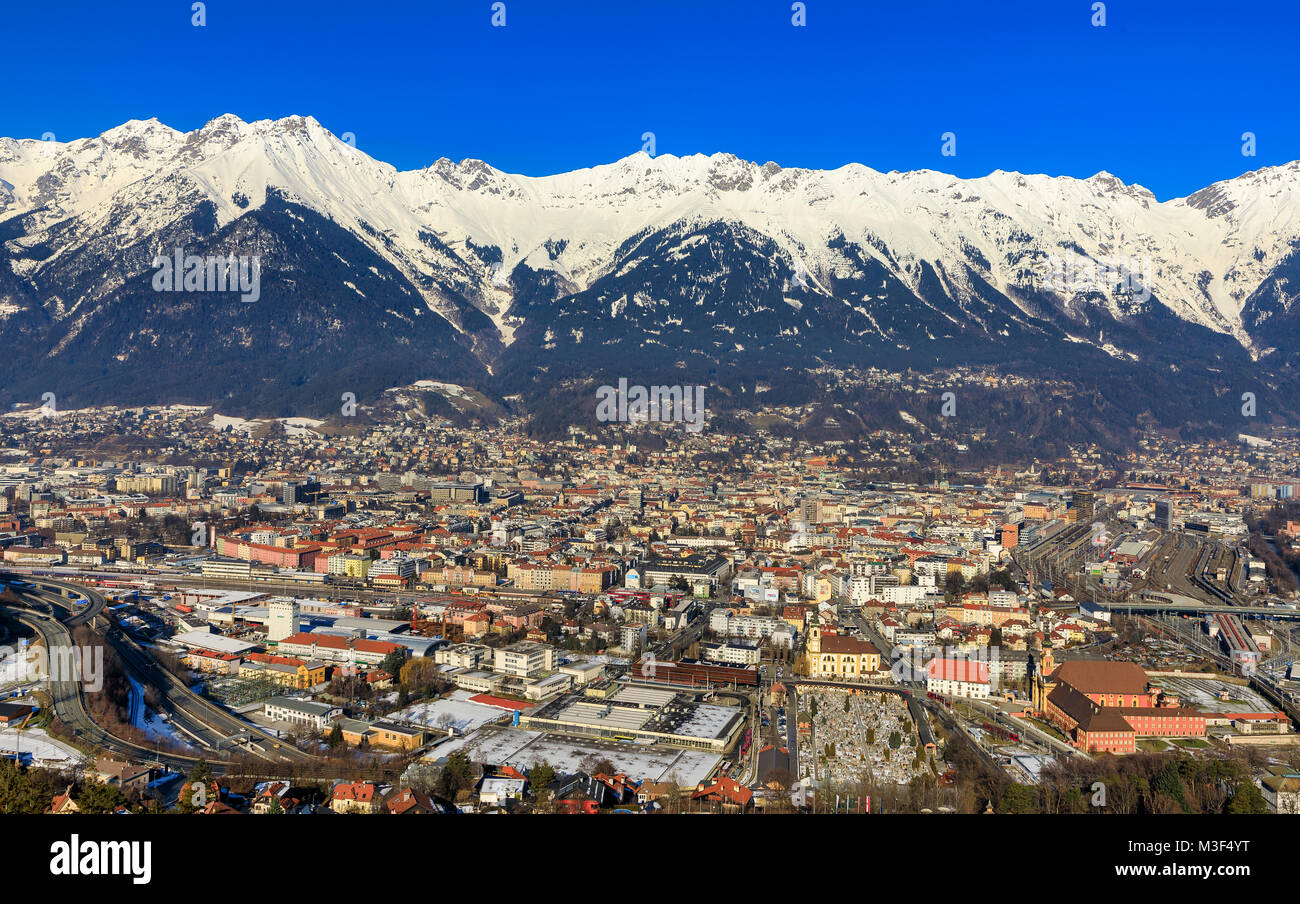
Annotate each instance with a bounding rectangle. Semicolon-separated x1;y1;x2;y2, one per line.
1226;780;1268;814
997;783;1040;814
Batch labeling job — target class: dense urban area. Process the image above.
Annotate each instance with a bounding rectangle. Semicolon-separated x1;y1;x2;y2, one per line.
1;388;1298;817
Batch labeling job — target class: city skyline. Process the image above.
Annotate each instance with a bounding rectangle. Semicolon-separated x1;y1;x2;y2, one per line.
0;0;1290;880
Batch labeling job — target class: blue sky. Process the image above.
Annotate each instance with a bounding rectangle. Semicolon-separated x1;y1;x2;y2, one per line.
5;0;1295;198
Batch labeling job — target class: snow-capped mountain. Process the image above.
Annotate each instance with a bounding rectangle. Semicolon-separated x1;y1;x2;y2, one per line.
0;113;1297;417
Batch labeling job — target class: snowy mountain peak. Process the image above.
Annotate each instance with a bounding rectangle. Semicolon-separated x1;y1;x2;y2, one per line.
3;115;1300;361
1085;169;1156;204
99;117;182;142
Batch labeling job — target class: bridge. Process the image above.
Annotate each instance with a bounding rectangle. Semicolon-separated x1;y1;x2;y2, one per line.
1094;594;1300;620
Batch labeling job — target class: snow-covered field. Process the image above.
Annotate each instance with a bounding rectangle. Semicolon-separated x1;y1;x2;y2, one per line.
127;676;195;749
389;692;515;734
432;724;721;786
210;414;323;436
0;727;86;768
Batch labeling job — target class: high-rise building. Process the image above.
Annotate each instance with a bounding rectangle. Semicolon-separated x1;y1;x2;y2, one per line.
267;598;301;642
1154;497;1180;531
1000;523;1019;549
1071;490;1095;522
282;478;322;505
799;494;822;526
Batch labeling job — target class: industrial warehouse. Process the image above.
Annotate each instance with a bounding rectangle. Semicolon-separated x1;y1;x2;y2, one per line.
519;684;746;751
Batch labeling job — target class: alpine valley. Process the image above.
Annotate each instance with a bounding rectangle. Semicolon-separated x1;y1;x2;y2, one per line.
2;114;1298;447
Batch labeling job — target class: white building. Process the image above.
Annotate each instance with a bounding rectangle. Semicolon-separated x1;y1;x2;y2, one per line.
371;554;418;580
925;657;991;699
620;623;647;653
701;641;761;665
267;598;300;642
492;641;557;678
709;610;785;640
263;697;342;730
880;585;931;607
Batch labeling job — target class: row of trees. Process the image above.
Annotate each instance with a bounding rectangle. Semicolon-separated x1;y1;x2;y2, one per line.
943;568;1017;600
0;757;131;814
1244;509;1299;594
1000;752;1269;814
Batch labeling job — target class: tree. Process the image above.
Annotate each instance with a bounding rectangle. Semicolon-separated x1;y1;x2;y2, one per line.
581;756;617;777
75;781;130;814
529;761;558;811
989;569;1017;591
399;657;444;697
176;759;214;814
437;752;476;799
1225;780;1268;814
327;723;344;749
0;759;60;814
1059;786;1086;815
1153;761;1189;813
380;649;408;680
996;783;1040;814
529;761;557;792
944;572;966;598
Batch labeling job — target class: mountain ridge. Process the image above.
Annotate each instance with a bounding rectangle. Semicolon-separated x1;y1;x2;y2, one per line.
1;114;1298;434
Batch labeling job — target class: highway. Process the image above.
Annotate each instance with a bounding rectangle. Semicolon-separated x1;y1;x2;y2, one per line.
0;574;317;773
5;595;214;773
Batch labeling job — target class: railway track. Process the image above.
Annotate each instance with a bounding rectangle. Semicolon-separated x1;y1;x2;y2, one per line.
1;575;318;773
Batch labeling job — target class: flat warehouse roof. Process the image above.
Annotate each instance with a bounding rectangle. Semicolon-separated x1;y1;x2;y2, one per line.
553;701;654;732
431;726;721;787
171;630;259;655
653;703;743;740
610;685;678;708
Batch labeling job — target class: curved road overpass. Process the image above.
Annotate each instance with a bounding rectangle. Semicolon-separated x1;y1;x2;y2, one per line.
1;573;316;774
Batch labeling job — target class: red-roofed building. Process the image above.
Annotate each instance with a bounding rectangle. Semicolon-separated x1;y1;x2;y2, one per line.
332;781;384;814
692;775;753;811
926;657;992;698
276;632;402;666
386;787;448;815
